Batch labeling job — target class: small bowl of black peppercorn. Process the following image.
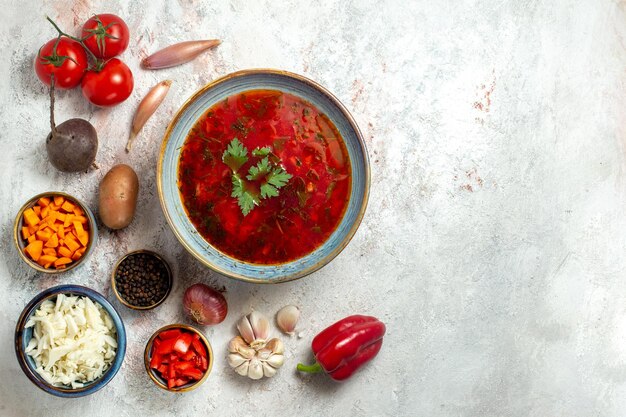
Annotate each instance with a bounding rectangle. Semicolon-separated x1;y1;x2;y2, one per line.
111;250;173;310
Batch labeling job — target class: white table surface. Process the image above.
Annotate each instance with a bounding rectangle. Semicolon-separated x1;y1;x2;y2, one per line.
1;0;626;416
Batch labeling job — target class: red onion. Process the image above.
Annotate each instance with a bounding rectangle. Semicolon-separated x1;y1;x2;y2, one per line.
183;283;228;325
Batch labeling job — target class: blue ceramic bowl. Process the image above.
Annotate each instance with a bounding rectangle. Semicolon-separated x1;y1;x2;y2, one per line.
157;69;370;283
15;285;126;397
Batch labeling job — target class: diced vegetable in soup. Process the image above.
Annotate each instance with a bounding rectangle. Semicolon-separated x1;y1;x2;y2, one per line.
178;90;351;264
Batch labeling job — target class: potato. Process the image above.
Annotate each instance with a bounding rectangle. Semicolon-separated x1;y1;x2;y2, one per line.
98;164;139;229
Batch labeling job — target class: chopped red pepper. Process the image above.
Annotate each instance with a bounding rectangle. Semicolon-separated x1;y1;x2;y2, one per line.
173;333;194;355
297;315;385;381
159;329;182;340
150;328;209;389
155;337;177;355
192;338;207;358
149;353;162;369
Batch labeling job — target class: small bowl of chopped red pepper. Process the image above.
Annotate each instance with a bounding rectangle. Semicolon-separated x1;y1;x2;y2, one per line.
144;324;213;392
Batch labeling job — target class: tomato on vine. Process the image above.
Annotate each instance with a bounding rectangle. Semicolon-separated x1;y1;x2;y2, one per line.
34;37;88;89
81;14;130;59
81;58;134;107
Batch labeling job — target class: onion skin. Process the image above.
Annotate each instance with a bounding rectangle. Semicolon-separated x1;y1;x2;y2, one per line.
126;79;172;152
183;283;228;325
141;40;221;70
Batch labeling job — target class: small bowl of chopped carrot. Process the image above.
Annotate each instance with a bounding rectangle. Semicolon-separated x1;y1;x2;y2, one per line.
13;192;97;273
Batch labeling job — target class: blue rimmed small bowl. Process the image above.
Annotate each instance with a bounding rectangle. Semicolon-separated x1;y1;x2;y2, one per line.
157;69;370;283
15;285;126;397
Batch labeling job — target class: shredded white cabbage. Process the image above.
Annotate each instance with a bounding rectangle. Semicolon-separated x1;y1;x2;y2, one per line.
24;295;117;388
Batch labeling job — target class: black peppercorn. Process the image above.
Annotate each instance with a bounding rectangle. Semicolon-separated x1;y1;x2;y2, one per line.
114;252;170;308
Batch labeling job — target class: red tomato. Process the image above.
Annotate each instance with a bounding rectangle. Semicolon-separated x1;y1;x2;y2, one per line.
81;58;134;107
81;14;130;59
34;38;88;89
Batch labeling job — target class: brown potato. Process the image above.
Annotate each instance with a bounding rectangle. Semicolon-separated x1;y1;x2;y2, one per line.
98;164;139;229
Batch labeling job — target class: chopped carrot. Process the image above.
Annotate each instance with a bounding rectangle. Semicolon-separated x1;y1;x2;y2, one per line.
36;230;52;242
73;215;88;225
57;246;72;258
44;211;58;224
61;201;75;213
38;254;58;265
23;208;39;226
25;240;43;262
21;195;89;270
45;233;59;248
54;257;72;267
64;214;73;228
73;221;84;235
72;248;85;261
65;235;80;252
77;232;89;247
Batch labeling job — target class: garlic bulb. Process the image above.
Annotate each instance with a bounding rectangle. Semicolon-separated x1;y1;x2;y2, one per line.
228;312;285;380
237;311;270;349
276;305;300;335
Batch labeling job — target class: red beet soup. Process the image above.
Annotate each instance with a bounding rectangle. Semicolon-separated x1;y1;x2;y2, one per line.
178;90;351;264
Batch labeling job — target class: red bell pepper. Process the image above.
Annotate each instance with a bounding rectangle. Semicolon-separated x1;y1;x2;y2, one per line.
297;315;385;381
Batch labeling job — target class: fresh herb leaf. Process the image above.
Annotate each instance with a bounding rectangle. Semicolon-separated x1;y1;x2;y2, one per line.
231;174;258;216
260;183;280;199
247;157;271;180
267;166;292;189
223;139;292;216
252;146;271;157
222;138;248;172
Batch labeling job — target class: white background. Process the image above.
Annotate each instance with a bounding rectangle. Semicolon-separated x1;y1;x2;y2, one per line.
1;0;626;416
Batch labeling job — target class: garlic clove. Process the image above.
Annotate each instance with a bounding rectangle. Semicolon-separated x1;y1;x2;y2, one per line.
227;353;247;368
237;316;256;345
265;353;284;369
264;338;284;355
276;305;300;335
249;311;270;343
228;336;256;359
262;362;277;378
248;357;264;380
235;361;249;376
256;348;272;361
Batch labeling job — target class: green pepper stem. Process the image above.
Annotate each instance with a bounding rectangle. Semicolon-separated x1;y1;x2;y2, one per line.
296;362;323;374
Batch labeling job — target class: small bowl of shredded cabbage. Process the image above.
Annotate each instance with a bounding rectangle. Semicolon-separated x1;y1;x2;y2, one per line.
15;285;126;397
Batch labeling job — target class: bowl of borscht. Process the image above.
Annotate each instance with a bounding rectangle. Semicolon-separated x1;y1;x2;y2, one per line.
157;69;369;283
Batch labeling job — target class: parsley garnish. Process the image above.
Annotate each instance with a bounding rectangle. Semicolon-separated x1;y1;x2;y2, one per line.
222;138;248;171
247;157;271;180
222;139;292;216
252;147;271;157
